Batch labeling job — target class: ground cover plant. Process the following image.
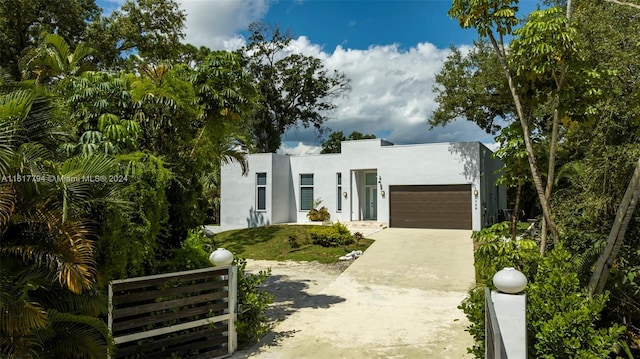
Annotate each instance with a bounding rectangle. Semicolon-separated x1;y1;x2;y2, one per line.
209;224;374;263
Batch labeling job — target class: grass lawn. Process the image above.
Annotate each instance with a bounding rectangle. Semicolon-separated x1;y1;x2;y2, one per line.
208;225;375;263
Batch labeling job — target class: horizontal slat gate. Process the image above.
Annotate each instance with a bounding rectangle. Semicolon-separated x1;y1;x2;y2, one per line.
109;266;236;359
389;184;472;229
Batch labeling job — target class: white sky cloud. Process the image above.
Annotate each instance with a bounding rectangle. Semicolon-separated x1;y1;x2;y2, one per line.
175;1;497;152
278;38;497;151
277;142;323;156
179;0;270;51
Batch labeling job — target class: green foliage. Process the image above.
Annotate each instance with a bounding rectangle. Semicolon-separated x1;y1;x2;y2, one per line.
446;0;640;352
212;225;374;263
0;0;101;78
472;222;540;283
157;228;212;273
309;222;354;247
84;0;186;69
96;152;172;283
527;247;625;358
458;286;487;358
448;0;519;37
19;33;97;85
242;22;350;153
0;82;113;358
234;257;274;348
430;40;512;134
307;207;330;222
461;222;540;357
510;6;577;84
461;224;625;358
63;71;139;156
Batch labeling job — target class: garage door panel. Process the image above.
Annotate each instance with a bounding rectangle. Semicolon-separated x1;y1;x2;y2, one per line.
389;184;472;229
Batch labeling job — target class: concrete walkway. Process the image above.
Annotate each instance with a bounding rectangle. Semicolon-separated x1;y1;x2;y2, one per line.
234;228;476;358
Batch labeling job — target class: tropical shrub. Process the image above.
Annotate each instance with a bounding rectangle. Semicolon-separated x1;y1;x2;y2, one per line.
309;222;353;247
96;152;172;283
460;222;540;357
157;228;212;273
307;198;331;221
471;222;540;283
460;223;625;358
307;206;330;221
527;247;624;358
235;257;274;348
0;84;115;358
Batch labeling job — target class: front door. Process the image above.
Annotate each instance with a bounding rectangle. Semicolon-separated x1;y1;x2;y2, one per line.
366;186;377;219
364;172;377;220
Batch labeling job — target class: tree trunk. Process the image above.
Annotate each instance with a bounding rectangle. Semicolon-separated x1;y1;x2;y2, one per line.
511;184;522;240
545;108;561;244
540;107;562;255
486;32;560;247
588;157;640;296
540;218;548;255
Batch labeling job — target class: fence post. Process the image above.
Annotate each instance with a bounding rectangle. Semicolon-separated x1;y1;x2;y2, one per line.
486;267;528;358
228;265;238;353
107;283;113;359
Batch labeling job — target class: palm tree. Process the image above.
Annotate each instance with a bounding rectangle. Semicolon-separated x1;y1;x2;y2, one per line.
19;33;96;84
0;81;116;358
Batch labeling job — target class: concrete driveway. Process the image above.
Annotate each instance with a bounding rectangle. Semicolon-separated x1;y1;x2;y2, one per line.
234;228;476;358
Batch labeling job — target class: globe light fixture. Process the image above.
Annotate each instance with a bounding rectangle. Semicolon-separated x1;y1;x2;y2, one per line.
493;267;527;294
209;248;234;266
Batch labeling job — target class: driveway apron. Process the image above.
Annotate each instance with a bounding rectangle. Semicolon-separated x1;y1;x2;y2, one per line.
235;228;476;358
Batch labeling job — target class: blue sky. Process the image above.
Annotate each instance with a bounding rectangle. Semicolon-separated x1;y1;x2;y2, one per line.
258;1;478;50
97;0;543;154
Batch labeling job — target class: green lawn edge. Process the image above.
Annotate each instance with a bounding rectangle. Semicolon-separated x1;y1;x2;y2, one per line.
209;225;375;263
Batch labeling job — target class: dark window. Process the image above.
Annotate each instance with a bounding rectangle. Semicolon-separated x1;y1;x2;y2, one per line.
256;173;267;211
300;174;314;210
336;173;342;212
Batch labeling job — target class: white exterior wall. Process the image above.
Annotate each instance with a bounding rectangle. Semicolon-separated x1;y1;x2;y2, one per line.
220;153;275;231
218;140;505;232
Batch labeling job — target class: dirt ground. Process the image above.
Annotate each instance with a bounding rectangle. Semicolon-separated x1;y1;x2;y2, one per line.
241;259;353;323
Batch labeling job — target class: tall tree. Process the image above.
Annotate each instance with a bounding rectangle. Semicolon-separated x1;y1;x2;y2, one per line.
431;40;514;134
446;1;582;247
0;0;100;79
19;33;97;85
84;0;186;69
240;22;351;153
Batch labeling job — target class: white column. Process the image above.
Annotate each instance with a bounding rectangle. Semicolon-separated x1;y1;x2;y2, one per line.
491;290;527;358
228;266;238;353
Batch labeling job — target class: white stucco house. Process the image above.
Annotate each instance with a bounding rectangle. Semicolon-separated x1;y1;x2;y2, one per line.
218;139;506;232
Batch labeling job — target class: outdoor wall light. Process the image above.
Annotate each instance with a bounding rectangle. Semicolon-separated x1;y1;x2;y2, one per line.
380;190;385;198
473;189;479;197
343;191;348;198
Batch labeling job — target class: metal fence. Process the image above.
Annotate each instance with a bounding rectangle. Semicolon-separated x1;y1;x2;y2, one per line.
485;287;507;359
108;266;237;358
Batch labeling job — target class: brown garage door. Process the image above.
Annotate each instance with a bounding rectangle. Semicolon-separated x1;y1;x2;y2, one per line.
389;184;472;229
